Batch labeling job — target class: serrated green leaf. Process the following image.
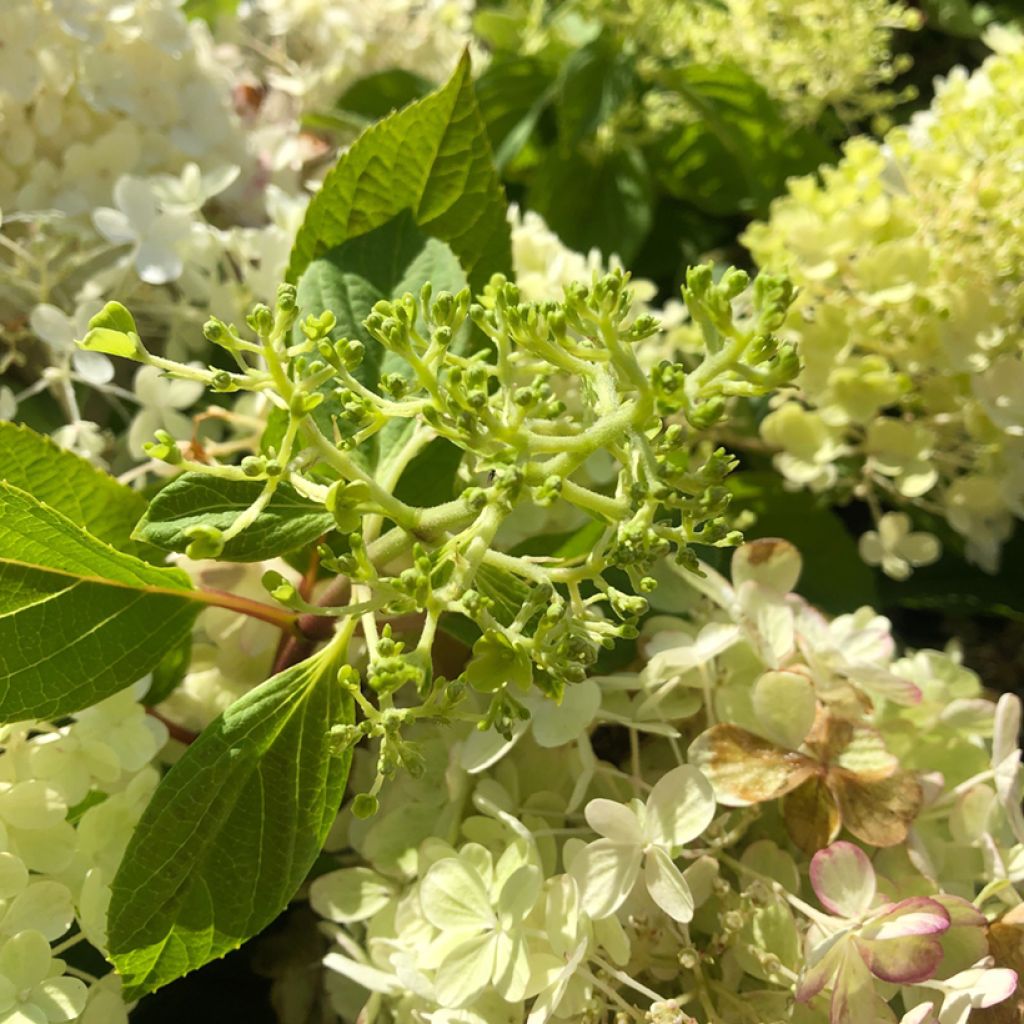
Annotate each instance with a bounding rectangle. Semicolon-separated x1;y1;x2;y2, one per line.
108;653;353;997
295;209;468;471
0;421;147;552
555;32;634;148
0;482;201;719
135;473;334;562
287;52;511;292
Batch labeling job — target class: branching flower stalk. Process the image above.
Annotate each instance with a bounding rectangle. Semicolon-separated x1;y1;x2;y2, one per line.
80;264;798;802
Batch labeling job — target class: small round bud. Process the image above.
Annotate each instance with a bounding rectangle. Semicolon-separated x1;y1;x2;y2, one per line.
352;794;379;819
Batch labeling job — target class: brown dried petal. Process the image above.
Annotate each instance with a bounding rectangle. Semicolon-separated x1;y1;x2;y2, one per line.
689;725;816;806
829;769;923;848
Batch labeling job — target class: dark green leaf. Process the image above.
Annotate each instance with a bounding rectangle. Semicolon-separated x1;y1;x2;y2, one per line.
393;437;464;508
0;482;201;719
0;421;147;553
145;634;194;707
649;64;833;217
134;473;334;562
555;32;634;147
531;146;652;264
287;53;511;292
108;653;353;997
337;69;433;120
476;56;556;170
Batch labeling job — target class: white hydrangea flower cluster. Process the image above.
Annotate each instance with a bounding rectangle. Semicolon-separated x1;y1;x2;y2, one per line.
231;0;474;114
0;0;245;214
743;36;1024;572
0;681;168;1024
311;539;1023;1024
580;0;920;128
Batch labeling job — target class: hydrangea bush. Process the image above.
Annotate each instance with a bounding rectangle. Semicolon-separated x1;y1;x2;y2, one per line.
0;10;1023;1024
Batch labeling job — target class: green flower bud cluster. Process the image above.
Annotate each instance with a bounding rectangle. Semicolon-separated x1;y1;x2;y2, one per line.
78;263;796;761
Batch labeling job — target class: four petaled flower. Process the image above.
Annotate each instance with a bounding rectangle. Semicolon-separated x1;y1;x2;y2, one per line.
797;842;950;1024
570;765;716;923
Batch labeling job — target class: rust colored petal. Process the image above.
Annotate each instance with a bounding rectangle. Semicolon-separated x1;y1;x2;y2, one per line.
829;769;922;848
783;776;841;854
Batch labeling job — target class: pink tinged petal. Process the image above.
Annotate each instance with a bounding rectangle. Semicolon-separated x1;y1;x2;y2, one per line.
433;932;498;1008
928;894;986;928
643;765;717;848
796;934;848;1003
643;846;695;923
810;841;876;919
857;934;944;984
864;898;950;940
569;838;642;920
830;942;879;1024
584;799;642;844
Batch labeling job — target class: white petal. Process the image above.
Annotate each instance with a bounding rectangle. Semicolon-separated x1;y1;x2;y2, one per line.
643;765;716;847
28;305;73;351
92;207;136;245
569;838;641;920
135;238;183;285
433;932;497;1008
0;881;74;940
531;680;600;747
309;867;394;923
751;670;817;749
419;858;495;932
584;799;642;844
644;846;694;923
0;930;51;990
71;350;115;385
31;976;88;1022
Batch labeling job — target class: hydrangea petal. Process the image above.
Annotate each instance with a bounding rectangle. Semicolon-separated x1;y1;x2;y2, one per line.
569;838;641;921
858;933;944;984
810;841;876;919
644;765;716;847
643;846;694;923
419;858;495;932
433;932;498;1008
584;799;641;845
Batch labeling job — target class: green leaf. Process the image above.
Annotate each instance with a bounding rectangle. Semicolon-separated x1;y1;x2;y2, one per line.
295;209;469;470
107;654;353;997
393;437;464;508
287;52;511;292
0;482;201;719
531;146;652;265
555;32;634;148
134;473;334;562
78;301;143;358
649;64;833;217
182;0;239;23
726;472;880;614
475;56;555;171
0;422;147;552
336;69;433;121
